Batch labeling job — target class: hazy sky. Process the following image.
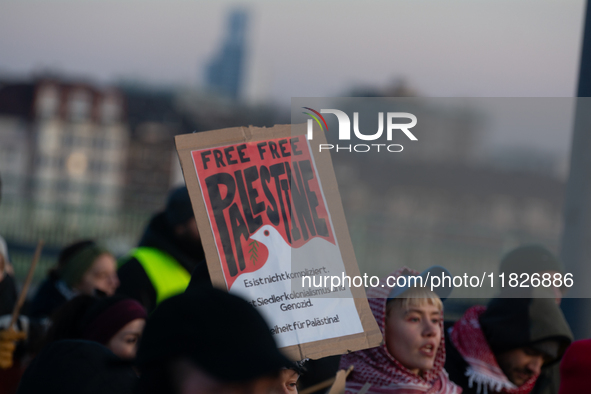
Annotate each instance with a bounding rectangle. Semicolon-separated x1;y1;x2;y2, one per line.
0;0;586;105
0;0;586;161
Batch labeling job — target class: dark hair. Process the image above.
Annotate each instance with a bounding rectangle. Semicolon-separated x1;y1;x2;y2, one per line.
136;287;293;392
136;358;282;394
135;359;176;394
44;295;139;347
45;295;97;343
165;186;194;227
57;240;97;270
48;240;97;278
290;363;306;376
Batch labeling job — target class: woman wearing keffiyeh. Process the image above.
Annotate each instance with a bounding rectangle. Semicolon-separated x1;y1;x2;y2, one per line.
339;267;461;394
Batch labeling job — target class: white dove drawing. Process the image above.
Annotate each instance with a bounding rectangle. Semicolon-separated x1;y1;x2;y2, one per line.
230;224;364;348
249;224;346;280
249;224;292;271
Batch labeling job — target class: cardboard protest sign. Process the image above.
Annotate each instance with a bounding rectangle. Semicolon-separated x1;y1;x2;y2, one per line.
175;124;382;360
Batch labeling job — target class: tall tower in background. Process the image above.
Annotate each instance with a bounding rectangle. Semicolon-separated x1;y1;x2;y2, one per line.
205;9;248;100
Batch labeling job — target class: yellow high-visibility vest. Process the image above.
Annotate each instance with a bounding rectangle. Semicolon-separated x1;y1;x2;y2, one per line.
129;247;191;305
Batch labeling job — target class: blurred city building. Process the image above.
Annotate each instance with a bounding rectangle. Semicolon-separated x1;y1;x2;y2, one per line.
205;9;248;100
337;157;565;318
119;84;196;212
120;82;289;212
0;73;566;295
324;92;565;301
334;83;482;166
0;76;131;278
0;77;128;229
0;82;31;200
176;87;288;132
0;74;287;281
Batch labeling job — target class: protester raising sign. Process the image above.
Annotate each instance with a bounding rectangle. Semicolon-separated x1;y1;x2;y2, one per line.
176;124;381;360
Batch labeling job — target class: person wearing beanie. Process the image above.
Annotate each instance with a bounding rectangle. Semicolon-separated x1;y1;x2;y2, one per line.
445;290;573;394
499;245;565;304
558;339;591;394
30;240;119;319
497;245;568;394
45;295;147;360
135;286;294;394
117;186;209;313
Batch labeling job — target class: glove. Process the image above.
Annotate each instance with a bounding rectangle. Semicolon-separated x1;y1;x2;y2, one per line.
0;327;27;369
0;315;29;336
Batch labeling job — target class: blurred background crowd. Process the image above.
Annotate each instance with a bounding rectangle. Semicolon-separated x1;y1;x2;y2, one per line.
0;0;584;307
1;1;591;393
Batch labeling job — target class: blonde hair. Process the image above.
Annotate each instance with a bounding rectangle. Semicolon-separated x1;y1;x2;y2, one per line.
386;287;443;316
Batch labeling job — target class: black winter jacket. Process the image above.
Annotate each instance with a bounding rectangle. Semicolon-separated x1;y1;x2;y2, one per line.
117;212;209;312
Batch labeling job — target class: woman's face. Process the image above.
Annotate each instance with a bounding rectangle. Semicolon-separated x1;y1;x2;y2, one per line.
106;318;146;359
275;369;299;394
75;253;119;296
384;301;442;375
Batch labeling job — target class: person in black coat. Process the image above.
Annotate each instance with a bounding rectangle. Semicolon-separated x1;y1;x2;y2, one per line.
135;287;293;394
117;186;210;313
16;340;137;394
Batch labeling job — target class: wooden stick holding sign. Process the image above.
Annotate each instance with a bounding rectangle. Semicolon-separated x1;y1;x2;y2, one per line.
10;240;44;328
0;240;43;369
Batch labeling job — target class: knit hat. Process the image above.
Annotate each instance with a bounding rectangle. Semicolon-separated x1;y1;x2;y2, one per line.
559;339;591;394
479;295;572;363
60;244;111;288
136;287;293;383
165;186;194;227
16;340;137;394
499;245;563;277
81;297;147;345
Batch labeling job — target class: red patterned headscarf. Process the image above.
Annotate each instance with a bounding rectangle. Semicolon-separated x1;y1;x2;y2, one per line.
450;306;537;394
339;268;461;394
